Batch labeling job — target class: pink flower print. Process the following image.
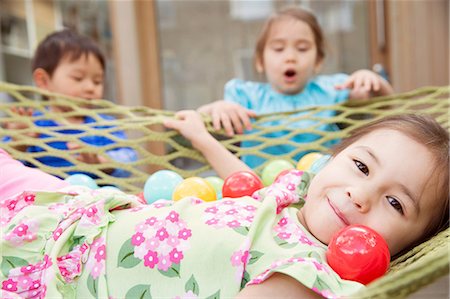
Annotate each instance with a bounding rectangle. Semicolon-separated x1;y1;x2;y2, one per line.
17;276;32;289
241;251;250;264
244;205;257;212
20;265;36;275
286;183;296;191
2;279;18;292
143;250;159;268
222;200;234;205
6;200;17;211
90;264;104;280
85;237;106;279
145;237;160;251
131;232;145;246
206;218;219;225
227;220;241;228
86;206;98;217
205;206;218;213
29;280;41;291
167;236;180;247
178;228;192;240
278;217;288;227
80;243;89;254
169;248;183;264
225;208;238;215
95;245;106;262
53;227;63;241
312;260;329;273
24;194;35;203
299;235;314;246
12;223;28;237
43;254;52;268
156;227;169;241
157;254;172;271
231;251;245;266
277;232;291;240
145;217;157;226
166;211;179;222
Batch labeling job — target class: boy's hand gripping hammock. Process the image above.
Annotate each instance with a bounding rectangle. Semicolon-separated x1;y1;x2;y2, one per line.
0;82;448;298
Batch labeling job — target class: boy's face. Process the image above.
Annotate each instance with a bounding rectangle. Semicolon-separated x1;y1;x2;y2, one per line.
37;53;104;100
298;129;439;255
258;17;322;95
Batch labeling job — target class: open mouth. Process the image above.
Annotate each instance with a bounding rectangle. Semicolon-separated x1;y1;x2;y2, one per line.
284;69;297;78
328;198;350;226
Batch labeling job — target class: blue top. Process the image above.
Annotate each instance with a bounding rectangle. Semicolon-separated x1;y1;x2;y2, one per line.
224;74;350;168
5;111;138;178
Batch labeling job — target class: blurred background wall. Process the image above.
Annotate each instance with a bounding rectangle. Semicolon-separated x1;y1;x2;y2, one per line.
0;0;448;109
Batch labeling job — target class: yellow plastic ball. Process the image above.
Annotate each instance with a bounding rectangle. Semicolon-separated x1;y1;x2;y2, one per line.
172;177;217;202
296;152;324;171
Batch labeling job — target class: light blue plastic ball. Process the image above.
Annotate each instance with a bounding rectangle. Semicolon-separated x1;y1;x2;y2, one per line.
309;154;331;174
143;170;184;204
100;186;122;192
64;174;99;189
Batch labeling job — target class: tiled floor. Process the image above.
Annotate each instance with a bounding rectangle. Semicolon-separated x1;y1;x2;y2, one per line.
408;274;449;298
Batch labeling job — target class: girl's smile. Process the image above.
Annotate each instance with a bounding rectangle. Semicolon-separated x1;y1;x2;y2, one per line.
298;129;438;255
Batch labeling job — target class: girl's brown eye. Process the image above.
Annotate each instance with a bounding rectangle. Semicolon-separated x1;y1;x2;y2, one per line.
354;160;369;176
387;196;404;215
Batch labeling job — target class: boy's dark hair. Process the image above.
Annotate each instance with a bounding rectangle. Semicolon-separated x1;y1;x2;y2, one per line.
32;29;105;76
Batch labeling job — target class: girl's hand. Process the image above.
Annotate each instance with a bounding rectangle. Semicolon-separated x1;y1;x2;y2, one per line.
197;100;256;136
163;110;211;146
67;142;109;164
3;107;39;139
335;69;393;99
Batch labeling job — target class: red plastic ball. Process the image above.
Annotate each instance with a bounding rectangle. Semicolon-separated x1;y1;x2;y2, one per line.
136;192;146;204
222;171;264;198
326;224;390;285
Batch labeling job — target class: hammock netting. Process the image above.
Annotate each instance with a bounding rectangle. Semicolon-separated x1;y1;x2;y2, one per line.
0;82;449;298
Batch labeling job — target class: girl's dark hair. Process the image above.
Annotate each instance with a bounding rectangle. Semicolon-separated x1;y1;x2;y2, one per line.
32;29;105;76
254;6;326;70
333;114;449;251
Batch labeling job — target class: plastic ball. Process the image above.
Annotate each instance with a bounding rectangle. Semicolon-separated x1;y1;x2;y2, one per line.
136;192;147;205
261;159;294;186
144;170;184;204
296;152;324;171
222;171;264;198
205;176;224;199
309;154;331;174
64;174;99;189
100;186;122;192
172;177;217;202
326;224;390;285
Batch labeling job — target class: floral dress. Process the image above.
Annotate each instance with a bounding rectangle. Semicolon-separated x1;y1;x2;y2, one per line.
0;170;363;299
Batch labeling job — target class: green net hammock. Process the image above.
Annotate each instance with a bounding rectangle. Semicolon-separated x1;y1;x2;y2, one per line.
0;82;448;298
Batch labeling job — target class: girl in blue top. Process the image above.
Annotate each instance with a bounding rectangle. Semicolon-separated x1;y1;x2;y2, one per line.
4;30;137;178
198;7;393;168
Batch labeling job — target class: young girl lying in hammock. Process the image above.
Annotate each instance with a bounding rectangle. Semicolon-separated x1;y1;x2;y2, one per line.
1;113;448;299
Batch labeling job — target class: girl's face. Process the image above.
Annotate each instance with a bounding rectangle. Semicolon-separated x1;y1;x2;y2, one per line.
42;53;104;100
257;17;322;95
298;129;439;255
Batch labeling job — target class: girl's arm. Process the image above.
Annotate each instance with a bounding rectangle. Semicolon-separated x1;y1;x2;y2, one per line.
236;273;322;299
163;110;253;179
